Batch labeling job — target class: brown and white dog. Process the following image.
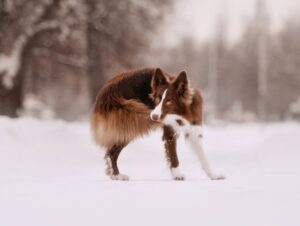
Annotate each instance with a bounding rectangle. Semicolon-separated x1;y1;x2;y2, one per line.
91;68;224;181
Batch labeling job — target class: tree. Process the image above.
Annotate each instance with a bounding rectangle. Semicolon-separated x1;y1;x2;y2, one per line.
87;0;173;99
267;18;300;119
225;0;269;120
207;3;228;120
255;0;269;120
0;0;84;117
0;0;173;119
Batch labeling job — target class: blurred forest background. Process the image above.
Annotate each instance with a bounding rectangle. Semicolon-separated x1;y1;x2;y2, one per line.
0;0;300;122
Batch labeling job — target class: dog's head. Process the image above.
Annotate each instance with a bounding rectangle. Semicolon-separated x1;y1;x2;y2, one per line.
150;69;192;121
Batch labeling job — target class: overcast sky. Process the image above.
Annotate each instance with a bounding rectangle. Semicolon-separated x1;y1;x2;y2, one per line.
161;0;300;46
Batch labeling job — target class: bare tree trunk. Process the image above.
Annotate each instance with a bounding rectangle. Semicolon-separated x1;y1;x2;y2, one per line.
208;38;219;120
257;30;268;120
87;23;105;101
208;5;227;120
0;72;23;117
256;0;269;120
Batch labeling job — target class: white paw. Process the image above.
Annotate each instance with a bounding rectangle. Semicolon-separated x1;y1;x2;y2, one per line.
110;174;129;181
105;167;113;176
173;175;185;181
171;167;185;181
209;173;225;180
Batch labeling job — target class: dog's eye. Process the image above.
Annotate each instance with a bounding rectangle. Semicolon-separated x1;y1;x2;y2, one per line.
165;100;172;106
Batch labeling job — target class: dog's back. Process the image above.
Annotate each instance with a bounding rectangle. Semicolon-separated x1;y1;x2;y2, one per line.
91;68;166;148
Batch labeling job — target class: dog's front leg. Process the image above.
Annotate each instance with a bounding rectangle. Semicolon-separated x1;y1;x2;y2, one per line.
186;127;225;180
163;125;185;180
163;115;224;180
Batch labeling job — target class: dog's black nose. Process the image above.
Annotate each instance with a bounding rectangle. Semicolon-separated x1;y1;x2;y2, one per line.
151;114;159;121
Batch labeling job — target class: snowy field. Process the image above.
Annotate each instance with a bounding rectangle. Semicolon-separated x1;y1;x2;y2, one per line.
0;116;299;226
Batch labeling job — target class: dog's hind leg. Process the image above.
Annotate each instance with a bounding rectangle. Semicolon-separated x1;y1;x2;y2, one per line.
104;143;129;181
163;125;185;180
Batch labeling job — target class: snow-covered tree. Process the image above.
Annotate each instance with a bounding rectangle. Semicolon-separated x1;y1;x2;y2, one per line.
0;0;173;118
0;0;87;116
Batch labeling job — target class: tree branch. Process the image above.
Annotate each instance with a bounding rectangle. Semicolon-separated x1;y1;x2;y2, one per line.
0;19;61;89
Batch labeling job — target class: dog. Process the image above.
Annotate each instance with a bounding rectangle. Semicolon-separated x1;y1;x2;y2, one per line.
91;67;224;181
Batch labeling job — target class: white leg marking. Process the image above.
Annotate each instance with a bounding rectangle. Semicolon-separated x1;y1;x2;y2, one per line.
111;174;129;181
187;135;225;180
105;155;130;180
171;167;185;180
150;89;168;120
104;156;113;175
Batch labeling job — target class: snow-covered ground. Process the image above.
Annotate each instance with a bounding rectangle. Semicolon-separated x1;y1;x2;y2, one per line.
0;117;299;226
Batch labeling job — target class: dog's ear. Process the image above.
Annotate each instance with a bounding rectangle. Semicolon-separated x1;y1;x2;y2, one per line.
174;71;188;96
152;68;167;88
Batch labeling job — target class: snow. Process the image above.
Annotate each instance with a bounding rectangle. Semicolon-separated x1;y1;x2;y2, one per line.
0;50;21;89
0;116;299;226
22;94;56;119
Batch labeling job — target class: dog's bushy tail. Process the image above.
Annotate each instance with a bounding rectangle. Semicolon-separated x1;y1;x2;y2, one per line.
90;97;157;149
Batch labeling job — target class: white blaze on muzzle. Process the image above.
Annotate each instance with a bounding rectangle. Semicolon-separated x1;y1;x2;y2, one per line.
150;89;168;121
